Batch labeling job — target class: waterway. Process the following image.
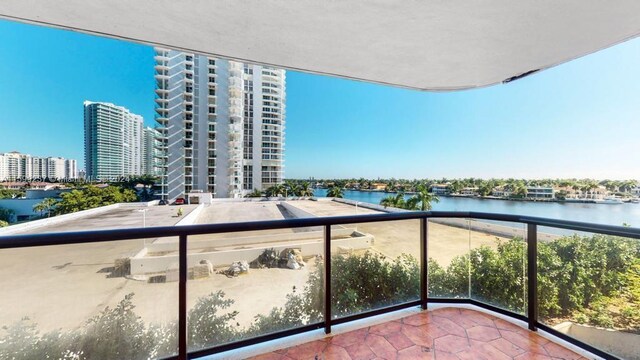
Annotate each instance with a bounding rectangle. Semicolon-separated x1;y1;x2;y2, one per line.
313;189;640;228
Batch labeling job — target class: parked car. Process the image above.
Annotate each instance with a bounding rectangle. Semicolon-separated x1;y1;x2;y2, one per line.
158;199;168;205
173;198;185;205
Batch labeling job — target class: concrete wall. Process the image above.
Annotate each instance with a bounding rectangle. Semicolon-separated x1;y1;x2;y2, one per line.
333;197;405;213
176;203;205;226
146;228;356;253
280;201;317;218
209;197;312;203
130;231;374;275
554;322;640;360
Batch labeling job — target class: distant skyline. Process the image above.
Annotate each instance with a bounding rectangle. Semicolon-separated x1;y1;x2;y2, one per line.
1;19;639;179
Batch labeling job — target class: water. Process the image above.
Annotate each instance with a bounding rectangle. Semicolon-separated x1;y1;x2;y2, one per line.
313;189;640;228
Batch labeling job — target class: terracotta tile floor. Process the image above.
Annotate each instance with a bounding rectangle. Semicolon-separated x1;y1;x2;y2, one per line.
250;307;590;360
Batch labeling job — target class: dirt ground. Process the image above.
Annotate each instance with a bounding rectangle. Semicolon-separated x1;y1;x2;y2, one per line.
0;200;521;335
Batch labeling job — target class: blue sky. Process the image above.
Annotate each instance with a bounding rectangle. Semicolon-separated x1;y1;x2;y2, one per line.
1;19;639;180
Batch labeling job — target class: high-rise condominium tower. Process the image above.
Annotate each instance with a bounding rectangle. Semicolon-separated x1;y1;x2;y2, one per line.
142;127;159;176
84;101;144;180
154;48;286;199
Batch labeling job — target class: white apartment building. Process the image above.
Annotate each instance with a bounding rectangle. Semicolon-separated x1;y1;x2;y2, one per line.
0;152;78;181
84;101;144;180
142;127;158;176
154;48;286;199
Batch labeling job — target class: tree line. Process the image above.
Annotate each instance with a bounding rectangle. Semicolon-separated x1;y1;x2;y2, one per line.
298;177;639;196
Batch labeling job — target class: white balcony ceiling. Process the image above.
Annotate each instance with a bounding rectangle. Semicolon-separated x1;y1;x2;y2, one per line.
1;1;639;91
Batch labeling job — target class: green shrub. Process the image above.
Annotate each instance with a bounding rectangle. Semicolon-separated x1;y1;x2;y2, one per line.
331;252;419;317
187;291;240;350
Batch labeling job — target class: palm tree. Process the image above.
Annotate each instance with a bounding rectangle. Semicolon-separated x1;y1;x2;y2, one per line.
33;197;58;217
380;192;406;209
299;181;314;197
245;189;263;198
407;184;439;211
326;186;344;198
285;180;301;197
265;184;282;197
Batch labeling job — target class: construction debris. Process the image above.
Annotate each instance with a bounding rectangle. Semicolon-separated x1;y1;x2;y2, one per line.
249;248;305;269
193;260;214;279
250;248;279;268
220;260;250;278
280;248;305;269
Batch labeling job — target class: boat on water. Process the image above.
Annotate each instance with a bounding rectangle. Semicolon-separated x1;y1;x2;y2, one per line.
598;197;624;204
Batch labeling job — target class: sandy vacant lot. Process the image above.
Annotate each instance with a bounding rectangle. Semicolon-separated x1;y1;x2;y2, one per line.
0;200;521;335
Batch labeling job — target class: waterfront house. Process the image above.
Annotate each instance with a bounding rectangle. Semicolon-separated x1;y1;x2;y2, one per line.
491;186;511;198
526;186;554;199
563;185;608;200
459;187;479;196
430;183;450;195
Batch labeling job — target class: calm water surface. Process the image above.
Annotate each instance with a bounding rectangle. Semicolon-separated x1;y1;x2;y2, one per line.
313;189;640;228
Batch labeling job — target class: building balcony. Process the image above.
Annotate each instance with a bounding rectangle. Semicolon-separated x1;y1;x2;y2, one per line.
0;211;637;360
153;54;168;62
249;307;587;360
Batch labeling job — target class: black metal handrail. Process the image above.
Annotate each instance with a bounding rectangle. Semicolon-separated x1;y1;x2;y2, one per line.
1;211;639;248
1;211;635;360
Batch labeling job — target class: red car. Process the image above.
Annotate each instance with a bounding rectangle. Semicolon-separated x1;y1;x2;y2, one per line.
173;198;185;205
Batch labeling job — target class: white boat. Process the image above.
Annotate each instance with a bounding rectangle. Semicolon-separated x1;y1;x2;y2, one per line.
600;197;623;204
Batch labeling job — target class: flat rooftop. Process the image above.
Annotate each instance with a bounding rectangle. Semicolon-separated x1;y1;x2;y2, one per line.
8;204;199;235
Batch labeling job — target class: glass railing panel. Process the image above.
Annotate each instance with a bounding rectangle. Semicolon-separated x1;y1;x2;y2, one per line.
537;225;640;359
468;219;527;315
0;236;179;359
330;219;420;319
427;217;471;299
186;225;323;351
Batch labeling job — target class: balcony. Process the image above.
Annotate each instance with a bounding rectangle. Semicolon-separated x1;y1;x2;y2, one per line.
0;210;637;360
250;307;585;360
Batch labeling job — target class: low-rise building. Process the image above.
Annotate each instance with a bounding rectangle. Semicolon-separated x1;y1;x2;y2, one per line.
526;186;554;199
430;184;450;196
460;187;478;196
492;187;511;198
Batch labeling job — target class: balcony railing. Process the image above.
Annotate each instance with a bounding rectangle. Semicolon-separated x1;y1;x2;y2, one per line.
0;211;638;360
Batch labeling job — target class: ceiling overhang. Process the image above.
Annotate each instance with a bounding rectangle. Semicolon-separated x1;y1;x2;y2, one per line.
1;1;639;91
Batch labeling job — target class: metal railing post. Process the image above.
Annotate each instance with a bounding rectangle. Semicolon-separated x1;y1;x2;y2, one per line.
527;224;538;331
324;224;332;334
179;234;188;360
420;217;428;310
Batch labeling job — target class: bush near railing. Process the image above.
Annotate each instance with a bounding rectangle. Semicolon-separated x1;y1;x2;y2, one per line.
1;232;638;359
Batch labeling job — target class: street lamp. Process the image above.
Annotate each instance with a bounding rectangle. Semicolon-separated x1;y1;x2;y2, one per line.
135;209;148;246
355;201;361;231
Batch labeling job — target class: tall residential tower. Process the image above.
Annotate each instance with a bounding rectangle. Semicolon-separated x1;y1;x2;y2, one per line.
154;48;286;199
83;101;144;180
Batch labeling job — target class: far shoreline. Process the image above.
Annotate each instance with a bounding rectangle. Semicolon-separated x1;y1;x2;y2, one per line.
315;188;634;205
